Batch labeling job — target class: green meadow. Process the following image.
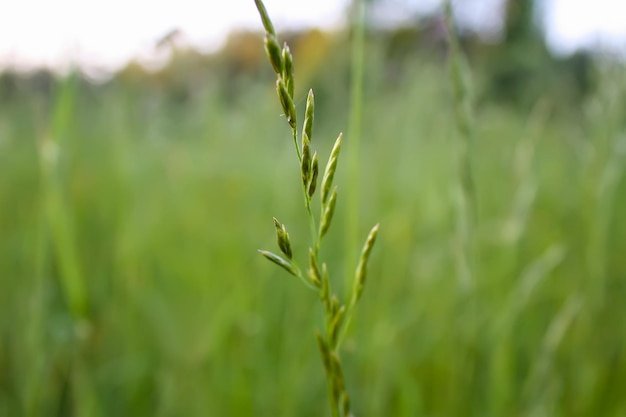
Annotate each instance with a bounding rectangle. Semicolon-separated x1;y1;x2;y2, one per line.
1;25;626;416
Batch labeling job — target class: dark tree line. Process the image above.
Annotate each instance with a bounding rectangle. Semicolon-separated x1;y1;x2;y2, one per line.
350;0;594;111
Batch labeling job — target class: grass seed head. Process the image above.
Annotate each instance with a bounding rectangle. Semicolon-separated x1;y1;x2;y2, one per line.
273;217;293;259
330;305;346;348
301;133;311;186
354;223;380;302
308;152;319;197
258;250;298;276
264;34;283;75
282;43;295;98
254;0;276;36
316;332;332;374
321;133;343;206
276;78;297;129
308;248;322;287
304;89;314;143
254;2;378;415
320;186;338;238
330;352;346;394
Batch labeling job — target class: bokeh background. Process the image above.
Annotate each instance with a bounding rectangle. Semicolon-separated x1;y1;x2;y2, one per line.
1;1;626;416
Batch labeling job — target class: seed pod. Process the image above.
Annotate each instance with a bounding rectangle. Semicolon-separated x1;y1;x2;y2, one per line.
301;134;311;188
258;250;298;276
264;34;283;75
321;133;343;206
276;78;297;129
320;186;338;239
273;217;293;259
353;223;380;303
254;0;276;36
282;43;294;98
308;152;319;198
303;89;314;143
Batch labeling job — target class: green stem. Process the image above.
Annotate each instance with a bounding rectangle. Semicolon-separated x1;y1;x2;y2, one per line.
337;298;356;349
327;380;340;417
305;197;318;252
294;263;318;291
444;0;476;290
345;0;366;288
291;126;318;249
292;128;301;162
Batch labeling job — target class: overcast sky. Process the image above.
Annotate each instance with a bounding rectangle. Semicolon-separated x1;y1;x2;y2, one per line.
0;0;625;71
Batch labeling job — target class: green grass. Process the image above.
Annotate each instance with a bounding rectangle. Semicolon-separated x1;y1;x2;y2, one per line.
1;46;626;416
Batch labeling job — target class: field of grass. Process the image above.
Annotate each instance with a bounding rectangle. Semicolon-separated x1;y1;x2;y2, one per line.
1;41;626;416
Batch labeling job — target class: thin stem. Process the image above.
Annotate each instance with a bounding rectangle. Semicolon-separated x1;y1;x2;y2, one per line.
327;381;340;417
294;263;317;291
345;0;366;289
305;196;318;253
292;128;301;162
444;0;476;290
337;296;357;349
292;126;318;248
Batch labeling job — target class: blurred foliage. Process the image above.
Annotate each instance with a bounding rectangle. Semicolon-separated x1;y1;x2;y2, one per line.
0;0;597;115
478;0;595;111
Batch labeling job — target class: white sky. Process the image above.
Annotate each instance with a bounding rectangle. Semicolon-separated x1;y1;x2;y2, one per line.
546;0;626;55
0;0;624;71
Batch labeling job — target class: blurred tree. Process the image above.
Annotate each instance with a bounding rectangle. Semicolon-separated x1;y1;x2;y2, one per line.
348;0;535;39
502;0;538;43
484;0;593;111
345;0;593;112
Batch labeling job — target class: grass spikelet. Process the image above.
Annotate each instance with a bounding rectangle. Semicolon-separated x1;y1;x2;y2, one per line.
330;352;345;393
329;305;346;348
273;217;293;259
264;34;283;75
322;133;343;206
258;250;298;276
301;134;311;187
308;152;319;197
253;0;276;36
304;89;315;142
308;248;322;288
316;331;332;373
320;187;338;239
282;43;295;97
353;223;379;303
276;78;297;129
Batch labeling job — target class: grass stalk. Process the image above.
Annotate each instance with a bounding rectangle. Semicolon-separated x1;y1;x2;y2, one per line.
253;1;380;415
443;2;479;405
345;0;367;289
444;0;476;290
40;72;88;320
37;72;97;416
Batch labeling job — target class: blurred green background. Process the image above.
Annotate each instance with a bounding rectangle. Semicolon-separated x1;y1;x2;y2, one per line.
1;1;626;416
